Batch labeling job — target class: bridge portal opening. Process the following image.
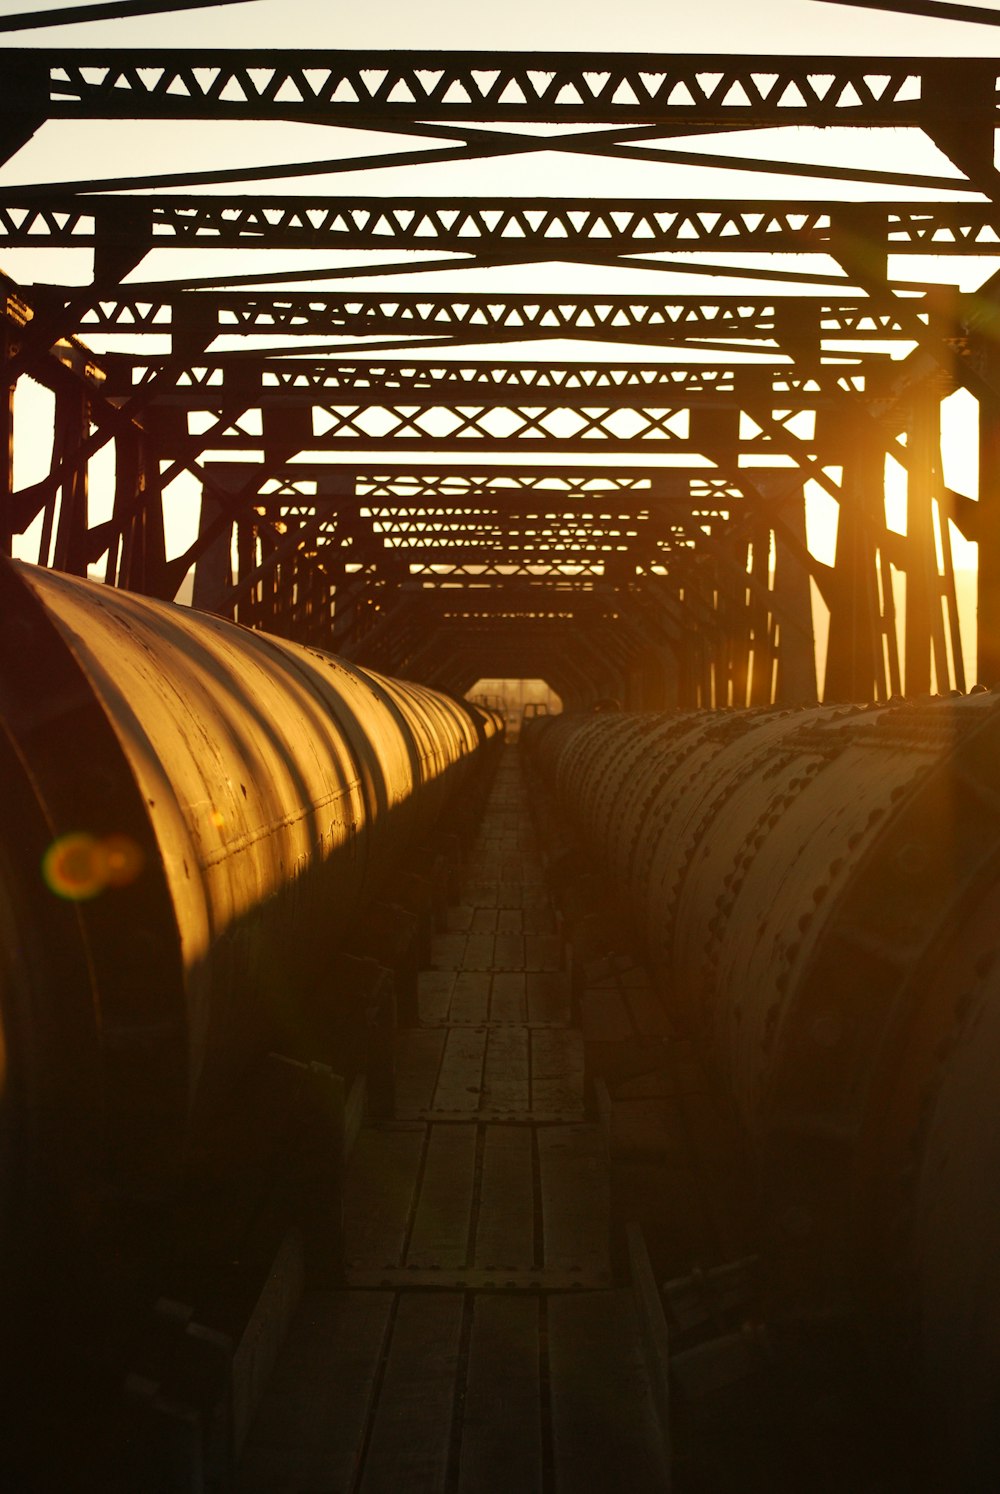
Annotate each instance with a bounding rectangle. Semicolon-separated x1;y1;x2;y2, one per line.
467;679;562;741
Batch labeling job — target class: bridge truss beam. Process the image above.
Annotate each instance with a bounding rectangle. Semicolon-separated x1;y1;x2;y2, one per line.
2;47;999;706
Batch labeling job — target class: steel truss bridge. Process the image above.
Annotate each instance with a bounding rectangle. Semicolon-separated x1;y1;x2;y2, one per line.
3;46;1000;706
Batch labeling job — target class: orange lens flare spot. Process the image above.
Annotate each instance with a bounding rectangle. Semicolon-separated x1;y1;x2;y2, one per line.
42;834;105;901
209;810;225;829
101;833;145;888
42;833;145;901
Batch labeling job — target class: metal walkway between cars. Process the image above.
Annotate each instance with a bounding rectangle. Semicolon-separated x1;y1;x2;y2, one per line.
239;746;669;1492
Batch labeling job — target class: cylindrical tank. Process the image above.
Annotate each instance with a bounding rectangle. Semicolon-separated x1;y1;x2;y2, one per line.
0;557;498;1283
525;696;1000;1485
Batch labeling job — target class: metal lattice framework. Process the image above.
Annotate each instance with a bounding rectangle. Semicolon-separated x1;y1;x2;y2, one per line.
3;46;1000;706
3;196;999;254
3;51;995;124
67;291;934;348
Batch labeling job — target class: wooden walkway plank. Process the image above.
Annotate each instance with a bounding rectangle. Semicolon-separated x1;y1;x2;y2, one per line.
464;932;496;970
239;1291;393;1493
433;1026;488;1112
344;1126;425;1270
418;969;456;1024
474;1124;535;1269
394;1029;446;1115
458;1295;543;1494
482;1027;531;1112
531;1028;585;1115
451;971;491;1025
491;972;527;1023
358;1293;464;1494
548;1291;670;1493
494;932;527;970
537;1126;609;1272
406;1123;477;1269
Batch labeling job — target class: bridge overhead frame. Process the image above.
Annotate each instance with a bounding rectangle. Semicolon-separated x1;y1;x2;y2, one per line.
2;49;1000;706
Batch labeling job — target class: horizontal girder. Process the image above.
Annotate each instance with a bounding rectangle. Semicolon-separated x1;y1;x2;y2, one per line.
4;196;998;257
261;505;722;531
207;462;751;502
70;290;933;345
254;494;719;521
367;552;653;569
3;51;995;125
183;416;805;453
296;509;698;559
112;359;875;403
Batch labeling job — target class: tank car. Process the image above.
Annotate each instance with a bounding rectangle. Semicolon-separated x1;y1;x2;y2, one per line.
525;695;1000;1486
0;556;499;1318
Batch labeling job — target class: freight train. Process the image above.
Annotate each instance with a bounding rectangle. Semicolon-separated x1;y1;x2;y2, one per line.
525;697;1000;1488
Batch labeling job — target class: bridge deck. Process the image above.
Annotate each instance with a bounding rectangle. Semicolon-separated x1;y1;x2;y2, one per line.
239;747;670;1492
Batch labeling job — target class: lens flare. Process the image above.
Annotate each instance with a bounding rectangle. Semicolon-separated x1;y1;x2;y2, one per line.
101;834;145;888
42;833;145;901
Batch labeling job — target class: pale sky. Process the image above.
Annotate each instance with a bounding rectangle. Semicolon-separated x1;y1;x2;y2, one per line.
0;0;998;54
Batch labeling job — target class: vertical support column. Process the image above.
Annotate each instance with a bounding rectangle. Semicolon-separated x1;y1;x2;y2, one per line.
726;537;752;709
313;564;335;649
331;568;368;653
630;578;681;710
51;380;90;576
104;425;134;586
938;488;966;694
314;562;334;648
313;470;355;651
772;491;818;705
278;547;293;632
904;386;949;696
235;519;259;628
113;427;168;596
191;485;235;615
253;529;276;633
674;559;720;708
682;625;709;709
144;436;170;597
978;387;1000;684
676;617;706;709
824;423;885;703
747;524;775;707
0;316;15;559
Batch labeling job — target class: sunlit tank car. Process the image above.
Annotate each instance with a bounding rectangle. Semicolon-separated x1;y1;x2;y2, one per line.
524;695;1000;1485
0;557;500;1308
